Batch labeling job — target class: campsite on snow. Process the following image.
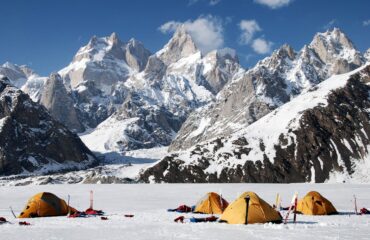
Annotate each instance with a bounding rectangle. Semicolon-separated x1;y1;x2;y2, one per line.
1;0;370;239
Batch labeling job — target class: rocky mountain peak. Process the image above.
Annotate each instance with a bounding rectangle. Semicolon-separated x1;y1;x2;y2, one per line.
309;28;360;63
277;44;296;60
124;38;151;71
108;32;119;44
254;44;296;71
365;48;370;61
157;25;199;65
40;73;84;132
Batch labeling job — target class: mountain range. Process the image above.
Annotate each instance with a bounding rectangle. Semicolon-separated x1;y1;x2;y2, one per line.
0;27;369;183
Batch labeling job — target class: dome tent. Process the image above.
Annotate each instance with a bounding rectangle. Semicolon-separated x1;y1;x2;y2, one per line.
18;192;77;218
296;191;337;215
194;192;229;214
220;192;282;224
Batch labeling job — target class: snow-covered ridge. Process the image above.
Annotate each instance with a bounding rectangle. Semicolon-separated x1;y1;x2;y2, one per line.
141;64;370;183
169;28;367;152
178;65;368;165
224;64;369;164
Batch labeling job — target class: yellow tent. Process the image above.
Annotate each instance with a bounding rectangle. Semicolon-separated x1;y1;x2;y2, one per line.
296;191;337;215
194;192;229;214
18;192;77;218
220;192;282;224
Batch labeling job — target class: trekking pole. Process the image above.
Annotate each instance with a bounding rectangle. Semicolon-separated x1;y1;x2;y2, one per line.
293;194;298;223
90;190;93;209
245;195;250;225
67;195;71;217
9;206;16;218
354;195;358;215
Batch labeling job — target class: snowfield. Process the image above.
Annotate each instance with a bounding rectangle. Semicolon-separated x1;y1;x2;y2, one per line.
0;184;369;240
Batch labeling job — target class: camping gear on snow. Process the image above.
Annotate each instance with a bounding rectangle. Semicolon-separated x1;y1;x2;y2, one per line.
174;215;218;223
100;216;108;220
18;192;77;218
124;214;134;218
68;211;87;218
174;216;185;223
0;217;8;224
360;208;370;214
19;221;31;225
68;208;104;218
296;191;337;215
194;192;229;214
85;208;104;216
167;205;193;213
189;216;218;223
284;192;298;224
220;191;282;224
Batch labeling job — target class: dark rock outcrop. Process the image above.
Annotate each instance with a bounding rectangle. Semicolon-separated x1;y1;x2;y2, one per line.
0;78;97;176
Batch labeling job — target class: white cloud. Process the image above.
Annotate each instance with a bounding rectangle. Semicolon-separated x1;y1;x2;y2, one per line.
363;19;370;26
158;16;224;53
239;20;261;44
254;0;292;9
251;38;273;54
158;21;182;34
323;19;337;30
209;0;221;5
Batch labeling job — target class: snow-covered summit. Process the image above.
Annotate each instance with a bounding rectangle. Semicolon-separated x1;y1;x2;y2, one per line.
170;28;367;152
156;25;199;65
309;28;364;69
81;29;242;153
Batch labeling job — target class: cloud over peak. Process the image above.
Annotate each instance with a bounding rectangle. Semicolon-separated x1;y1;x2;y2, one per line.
239;19;273;55
252;38;273;54
159;15;224;54
239;20;262;44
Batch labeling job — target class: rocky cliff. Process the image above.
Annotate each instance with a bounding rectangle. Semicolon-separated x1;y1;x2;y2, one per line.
0;77;96;176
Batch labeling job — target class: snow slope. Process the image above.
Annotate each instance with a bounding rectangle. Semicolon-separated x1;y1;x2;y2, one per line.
0;184;369;240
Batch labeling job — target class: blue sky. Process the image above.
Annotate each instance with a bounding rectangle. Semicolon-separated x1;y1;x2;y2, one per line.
0;0;369;75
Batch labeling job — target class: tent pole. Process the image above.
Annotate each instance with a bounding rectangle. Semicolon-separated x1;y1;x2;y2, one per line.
90;190;93;209
293;194;298;223
245;195;250;225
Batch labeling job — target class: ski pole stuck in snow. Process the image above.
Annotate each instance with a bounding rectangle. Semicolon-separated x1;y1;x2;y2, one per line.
9;206;16;218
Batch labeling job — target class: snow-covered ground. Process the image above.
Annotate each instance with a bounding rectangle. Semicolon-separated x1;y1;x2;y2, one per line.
0;184;369;240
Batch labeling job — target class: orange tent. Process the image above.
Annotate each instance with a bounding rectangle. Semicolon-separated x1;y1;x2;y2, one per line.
220;191;282;224
296;191;337;215
194;192;229;214
18;192;77;218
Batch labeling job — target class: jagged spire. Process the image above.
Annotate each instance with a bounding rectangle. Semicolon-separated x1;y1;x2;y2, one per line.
157;24;199;65
109;32;119;44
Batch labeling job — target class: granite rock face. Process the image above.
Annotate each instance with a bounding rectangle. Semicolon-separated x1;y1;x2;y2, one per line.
40;73;84;132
